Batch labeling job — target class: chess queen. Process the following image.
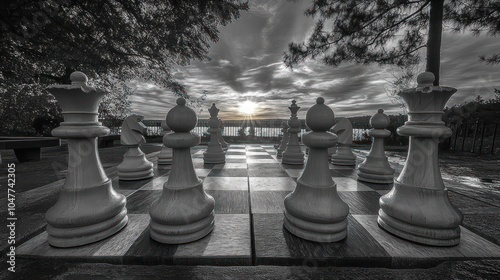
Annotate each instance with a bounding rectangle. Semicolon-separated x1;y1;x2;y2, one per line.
45;71;128;247
378;72;463;246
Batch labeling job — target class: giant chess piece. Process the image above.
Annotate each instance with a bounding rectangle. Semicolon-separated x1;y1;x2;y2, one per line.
157;119;173;165
218;118;229;150
305;124;311;155
277;121;289;157
357;109;395;184
203;103;226;164
149;98;215;244
45;71;128;247
378;72;463;246
117;115;154;180
282;100;304;164
284;97;349;242
331;118;357;166
327;125;336;159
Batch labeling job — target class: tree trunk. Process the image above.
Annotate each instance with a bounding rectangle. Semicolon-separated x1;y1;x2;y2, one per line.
426;0;444;86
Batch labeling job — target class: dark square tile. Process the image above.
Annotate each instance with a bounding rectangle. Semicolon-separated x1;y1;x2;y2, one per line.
126;190;162;214
338;191;381;215
206;190;249;214
247;155;274;159
124;225;177;264
208;169;249;177
253;214;391;266
248;168;289;177
250;191;290;213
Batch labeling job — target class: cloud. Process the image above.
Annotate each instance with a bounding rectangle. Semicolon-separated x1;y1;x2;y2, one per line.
131;0;500;120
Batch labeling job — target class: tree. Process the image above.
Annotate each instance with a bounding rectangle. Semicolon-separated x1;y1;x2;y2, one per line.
1;0;248;88
284;0;499;86
0;0;248;136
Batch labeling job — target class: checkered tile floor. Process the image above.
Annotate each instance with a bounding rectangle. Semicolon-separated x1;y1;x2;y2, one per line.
17;144;500;267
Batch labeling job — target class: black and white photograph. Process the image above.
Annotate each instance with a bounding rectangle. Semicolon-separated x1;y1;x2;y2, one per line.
1;0;499;279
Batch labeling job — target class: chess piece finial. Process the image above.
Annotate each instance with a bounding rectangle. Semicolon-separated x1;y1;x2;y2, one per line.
167;98;197;132
208;103;220;118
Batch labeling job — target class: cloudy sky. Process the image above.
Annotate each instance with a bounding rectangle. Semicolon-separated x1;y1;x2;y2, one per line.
130;0;500;120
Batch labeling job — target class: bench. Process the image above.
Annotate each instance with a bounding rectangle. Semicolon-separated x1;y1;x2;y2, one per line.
0;137;61;163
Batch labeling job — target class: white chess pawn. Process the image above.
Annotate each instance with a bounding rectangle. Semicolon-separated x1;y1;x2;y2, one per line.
45;71;128;247
157;119;173;165
149;98;215;244
117;115;154;180
378;72;463;246
331;118;357;166
357;109;395;184
284;97;349;242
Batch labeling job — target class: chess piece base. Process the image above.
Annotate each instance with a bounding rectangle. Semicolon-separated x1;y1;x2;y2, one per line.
150;212;215;244
283;178;349;243
203;151;226;164
357;171;394;184
282;150;304;165
45;180;128;247
149;180;215;244
331;146;357;166
118;146;154;180
157;146;173;165
284;210;347;242
378;181;462;246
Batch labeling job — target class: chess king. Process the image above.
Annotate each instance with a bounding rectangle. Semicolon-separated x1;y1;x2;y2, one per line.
378;72;463;246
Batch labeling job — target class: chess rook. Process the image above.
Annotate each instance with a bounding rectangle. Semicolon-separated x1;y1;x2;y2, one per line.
284;97;349;242
218;118;229;150
331;118;357;166
117;115;154;180
45;71;128;247
282;100;304;165
378;72;463;246
357;109;395;184
203;103;226;164
149;98;215;244
276;121;289;157
157;120;173;165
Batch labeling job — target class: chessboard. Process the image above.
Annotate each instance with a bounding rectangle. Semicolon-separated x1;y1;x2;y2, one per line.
16;144;500;268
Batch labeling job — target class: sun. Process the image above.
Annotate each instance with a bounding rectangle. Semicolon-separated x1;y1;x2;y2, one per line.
238;100;257;116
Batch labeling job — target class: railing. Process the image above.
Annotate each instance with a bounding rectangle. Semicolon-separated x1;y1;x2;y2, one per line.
138;119;374;142
108;119;499;154
447;121;499;154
